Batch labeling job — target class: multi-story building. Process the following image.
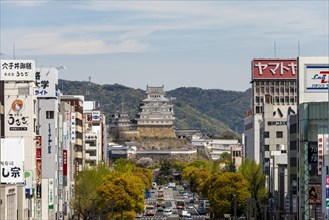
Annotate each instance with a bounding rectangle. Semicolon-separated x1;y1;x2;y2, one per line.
295;56;329;219
35;67;61;219
59;99;73;219
244;58;298;215
60;96;84;178
1;60;37;220
83;101;106;166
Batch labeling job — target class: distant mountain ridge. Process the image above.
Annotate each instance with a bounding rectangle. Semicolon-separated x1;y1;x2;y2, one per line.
59;79;251;137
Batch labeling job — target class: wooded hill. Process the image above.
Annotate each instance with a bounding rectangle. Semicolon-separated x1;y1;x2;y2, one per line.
59;79;251;138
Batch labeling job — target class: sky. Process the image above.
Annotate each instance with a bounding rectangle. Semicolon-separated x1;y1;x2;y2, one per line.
0;0;328;91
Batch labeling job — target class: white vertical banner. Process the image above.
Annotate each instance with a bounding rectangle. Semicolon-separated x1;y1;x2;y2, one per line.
71;113;76;144
48;179;54;209
318;134;324;175
325;134;329;155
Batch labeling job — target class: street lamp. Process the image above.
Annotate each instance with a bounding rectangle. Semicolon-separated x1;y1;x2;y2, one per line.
56;65;66;70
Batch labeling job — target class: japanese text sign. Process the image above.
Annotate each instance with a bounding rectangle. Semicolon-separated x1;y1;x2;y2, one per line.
1;60;35;81
252;59;297;79
34;67;58;98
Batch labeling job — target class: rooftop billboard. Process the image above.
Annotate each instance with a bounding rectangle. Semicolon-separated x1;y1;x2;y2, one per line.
252;59;297;80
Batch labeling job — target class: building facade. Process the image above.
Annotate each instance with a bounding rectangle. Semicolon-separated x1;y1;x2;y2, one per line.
1;60;37;220
244;58;298;215
296;56;329;219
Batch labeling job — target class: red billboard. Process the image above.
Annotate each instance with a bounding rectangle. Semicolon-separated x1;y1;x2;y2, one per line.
63;150;67;176
252;59;297;79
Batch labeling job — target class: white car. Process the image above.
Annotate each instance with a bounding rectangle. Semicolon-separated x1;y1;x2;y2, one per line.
163;208;172;216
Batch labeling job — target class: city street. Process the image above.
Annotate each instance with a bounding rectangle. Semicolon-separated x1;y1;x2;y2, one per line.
141;186;208;220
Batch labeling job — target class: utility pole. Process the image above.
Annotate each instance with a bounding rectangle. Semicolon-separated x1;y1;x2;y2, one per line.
233;193;237;220
78;198;81;220
110;199;115;219
91;198;96;220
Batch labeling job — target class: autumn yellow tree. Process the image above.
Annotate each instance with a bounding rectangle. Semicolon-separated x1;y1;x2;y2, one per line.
97;171;146;219
206;172;250;218
182;166;211;196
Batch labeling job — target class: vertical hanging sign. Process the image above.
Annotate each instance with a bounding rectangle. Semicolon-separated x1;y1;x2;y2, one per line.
71;113;76;143
35;135;42;219
49;179;54;209
318;134;324;175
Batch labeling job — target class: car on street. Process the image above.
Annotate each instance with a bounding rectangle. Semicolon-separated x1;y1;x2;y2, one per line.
163;208;172;216
197;208;208;215
186;203;194;209
145;205;156;216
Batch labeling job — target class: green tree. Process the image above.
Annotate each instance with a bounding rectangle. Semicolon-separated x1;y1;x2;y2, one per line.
71;163;111;219
238;158;268;218
114;158;135;173
157;159;173;184
206;172;250;218
182;166;211;195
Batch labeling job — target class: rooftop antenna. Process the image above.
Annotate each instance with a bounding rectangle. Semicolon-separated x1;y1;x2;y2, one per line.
274;41;277;58
89;76;91;83
298;41;301;56
13;43;16;60
121;100;124;112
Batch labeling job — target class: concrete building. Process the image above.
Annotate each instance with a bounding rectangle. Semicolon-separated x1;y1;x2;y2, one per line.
60;96;84;178
83;101;107;167
59;100;73;219
1;60;37;220
35;67;61;219
244;58;298;216
207;139;239;160
295;56;329;220
231;145;243;169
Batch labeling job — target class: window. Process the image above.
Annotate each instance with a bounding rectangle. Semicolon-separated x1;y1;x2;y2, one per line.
290;158;297;167
46;111;54;119
290;140;297;150
264;145;269;151
276;131;283;138
290;124;297;134
18;87;29;95
264;132;269;138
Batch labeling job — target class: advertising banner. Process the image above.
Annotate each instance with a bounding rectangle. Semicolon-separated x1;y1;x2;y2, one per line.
1;161;24;184
252;59;297;80
36;135;42;199
63;150;67;176
92;111;101;122
49;179;54;209
0;60;35;81
1;138;25;184
318;134;324;175
71;113;76;143
308;184;321;204
34;67;59;98
304;65;329;91
4;95;34;136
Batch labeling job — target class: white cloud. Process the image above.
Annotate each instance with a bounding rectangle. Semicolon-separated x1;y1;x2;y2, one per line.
1;28;149;55
1;1;327;56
